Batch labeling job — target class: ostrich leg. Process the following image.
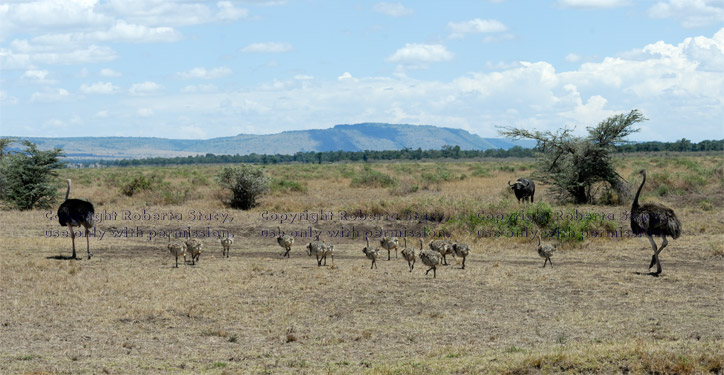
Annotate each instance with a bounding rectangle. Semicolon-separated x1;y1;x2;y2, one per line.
85;227;93;259
67;223;78;259
647;235;658;271
652;236;668;275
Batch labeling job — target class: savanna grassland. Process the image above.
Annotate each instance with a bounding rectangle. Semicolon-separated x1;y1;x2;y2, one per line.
1;154;723;374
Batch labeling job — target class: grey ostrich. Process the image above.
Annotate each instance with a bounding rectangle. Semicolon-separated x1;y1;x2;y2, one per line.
378;226;399;260
631;170;682;276
400;238;418;272
419;248;441;278
57;179;95;260
452;241;470;269
533;230;555;268
362;237;380;269
277;226;295;258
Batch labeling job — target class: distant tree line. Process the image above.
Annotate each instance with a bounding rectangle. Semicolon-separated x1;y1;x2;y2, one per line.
98;145;535;167
615;138;723;153
83;138;723;168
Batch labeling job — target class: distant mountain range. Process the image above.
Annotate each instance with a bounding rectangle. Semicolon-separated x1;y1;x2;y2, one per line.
18;123;536;160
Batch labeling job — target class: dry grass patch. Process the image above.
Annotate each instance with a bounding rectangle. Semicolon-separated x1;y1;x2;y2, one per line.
1;155;722;374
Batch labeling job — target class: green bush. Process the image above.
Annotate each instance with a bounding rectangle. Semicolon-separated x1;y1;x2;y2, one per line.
120;175;156;196
270;178;307;193
446;200;614;244
421;165;455;183
469;165;491;177
216;165;269;209
0;140;63;210
350;165;397;188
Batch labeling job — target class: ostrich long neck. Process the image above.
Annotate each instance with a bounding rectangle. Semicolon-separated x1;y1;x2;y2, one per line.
64;180;71;200
632;172;646;208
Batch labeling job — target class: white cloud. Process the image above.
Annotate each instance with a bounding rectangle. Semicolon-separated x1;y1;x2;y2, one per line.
216;1;250;21
372;3;414;17
649;0;724;28
482;33;515;43
137;107;154;117
0;44;117;69
337;72;353;80
387;43;454;63
565;53;582;63
30;87;71;103
0;90;19;105
129;81;162;95
558;85;617;126
21;21;180;46
90;21;181;43
80;81;119;94
181;84;218;93
556;0;629;9
99;68;121;77
241;42;293;53
22;69;55;83
177;66;232;79
0;0;111;41
95;110;109;117
448;18;507;39
103;0;227;27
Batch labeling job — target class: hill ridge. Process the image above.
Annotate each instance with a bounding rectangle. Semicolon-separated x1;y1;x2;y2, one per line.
16;123;536;159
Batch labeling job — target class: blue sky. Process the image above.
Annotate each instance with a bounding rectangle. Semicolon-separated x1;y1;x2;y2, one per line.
1;0;723;142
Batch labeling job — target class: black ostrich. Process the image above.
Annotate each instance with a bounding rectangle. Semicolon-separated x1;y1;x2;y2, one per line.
630;170;681;275
57;179;95;260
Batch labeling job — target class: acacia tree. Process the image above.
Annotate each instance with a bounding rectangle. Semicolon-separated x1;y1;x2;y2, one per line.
499;110;646;204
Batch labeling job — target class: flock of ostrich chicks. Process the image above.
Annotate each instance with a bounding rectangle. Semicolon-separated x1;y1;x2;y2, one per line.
163;225;519;279
58;168;680;277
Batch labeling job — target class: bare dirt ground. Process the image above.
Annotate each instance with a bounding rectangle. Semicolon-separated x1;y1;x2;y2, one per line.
1;205;723;374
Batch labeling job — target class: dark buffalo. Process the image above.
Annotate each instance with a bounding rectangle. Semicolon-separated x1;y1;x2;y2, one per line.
508;178;535;203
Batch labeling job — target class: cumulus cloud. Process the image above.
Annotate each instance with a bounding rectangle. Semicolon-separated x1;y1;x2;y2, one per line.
0;0;111;41
80;81;119;94
372;2;414;17
240;42;293;53
90;21;181;43
0;44;117;69
129;81;162;95
99;68;121;77
181;84;218;93
565;53;582;63
30;87;72;103
22;69;55;83
85;25;722;140
0;0;246;72
103;0;249;27
387;43;453;63
0;90;19;105
136;107;154;117
177;66;232;79
448;18;508;39
648;0;724;28
556;0;630;9
216;1;250;21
